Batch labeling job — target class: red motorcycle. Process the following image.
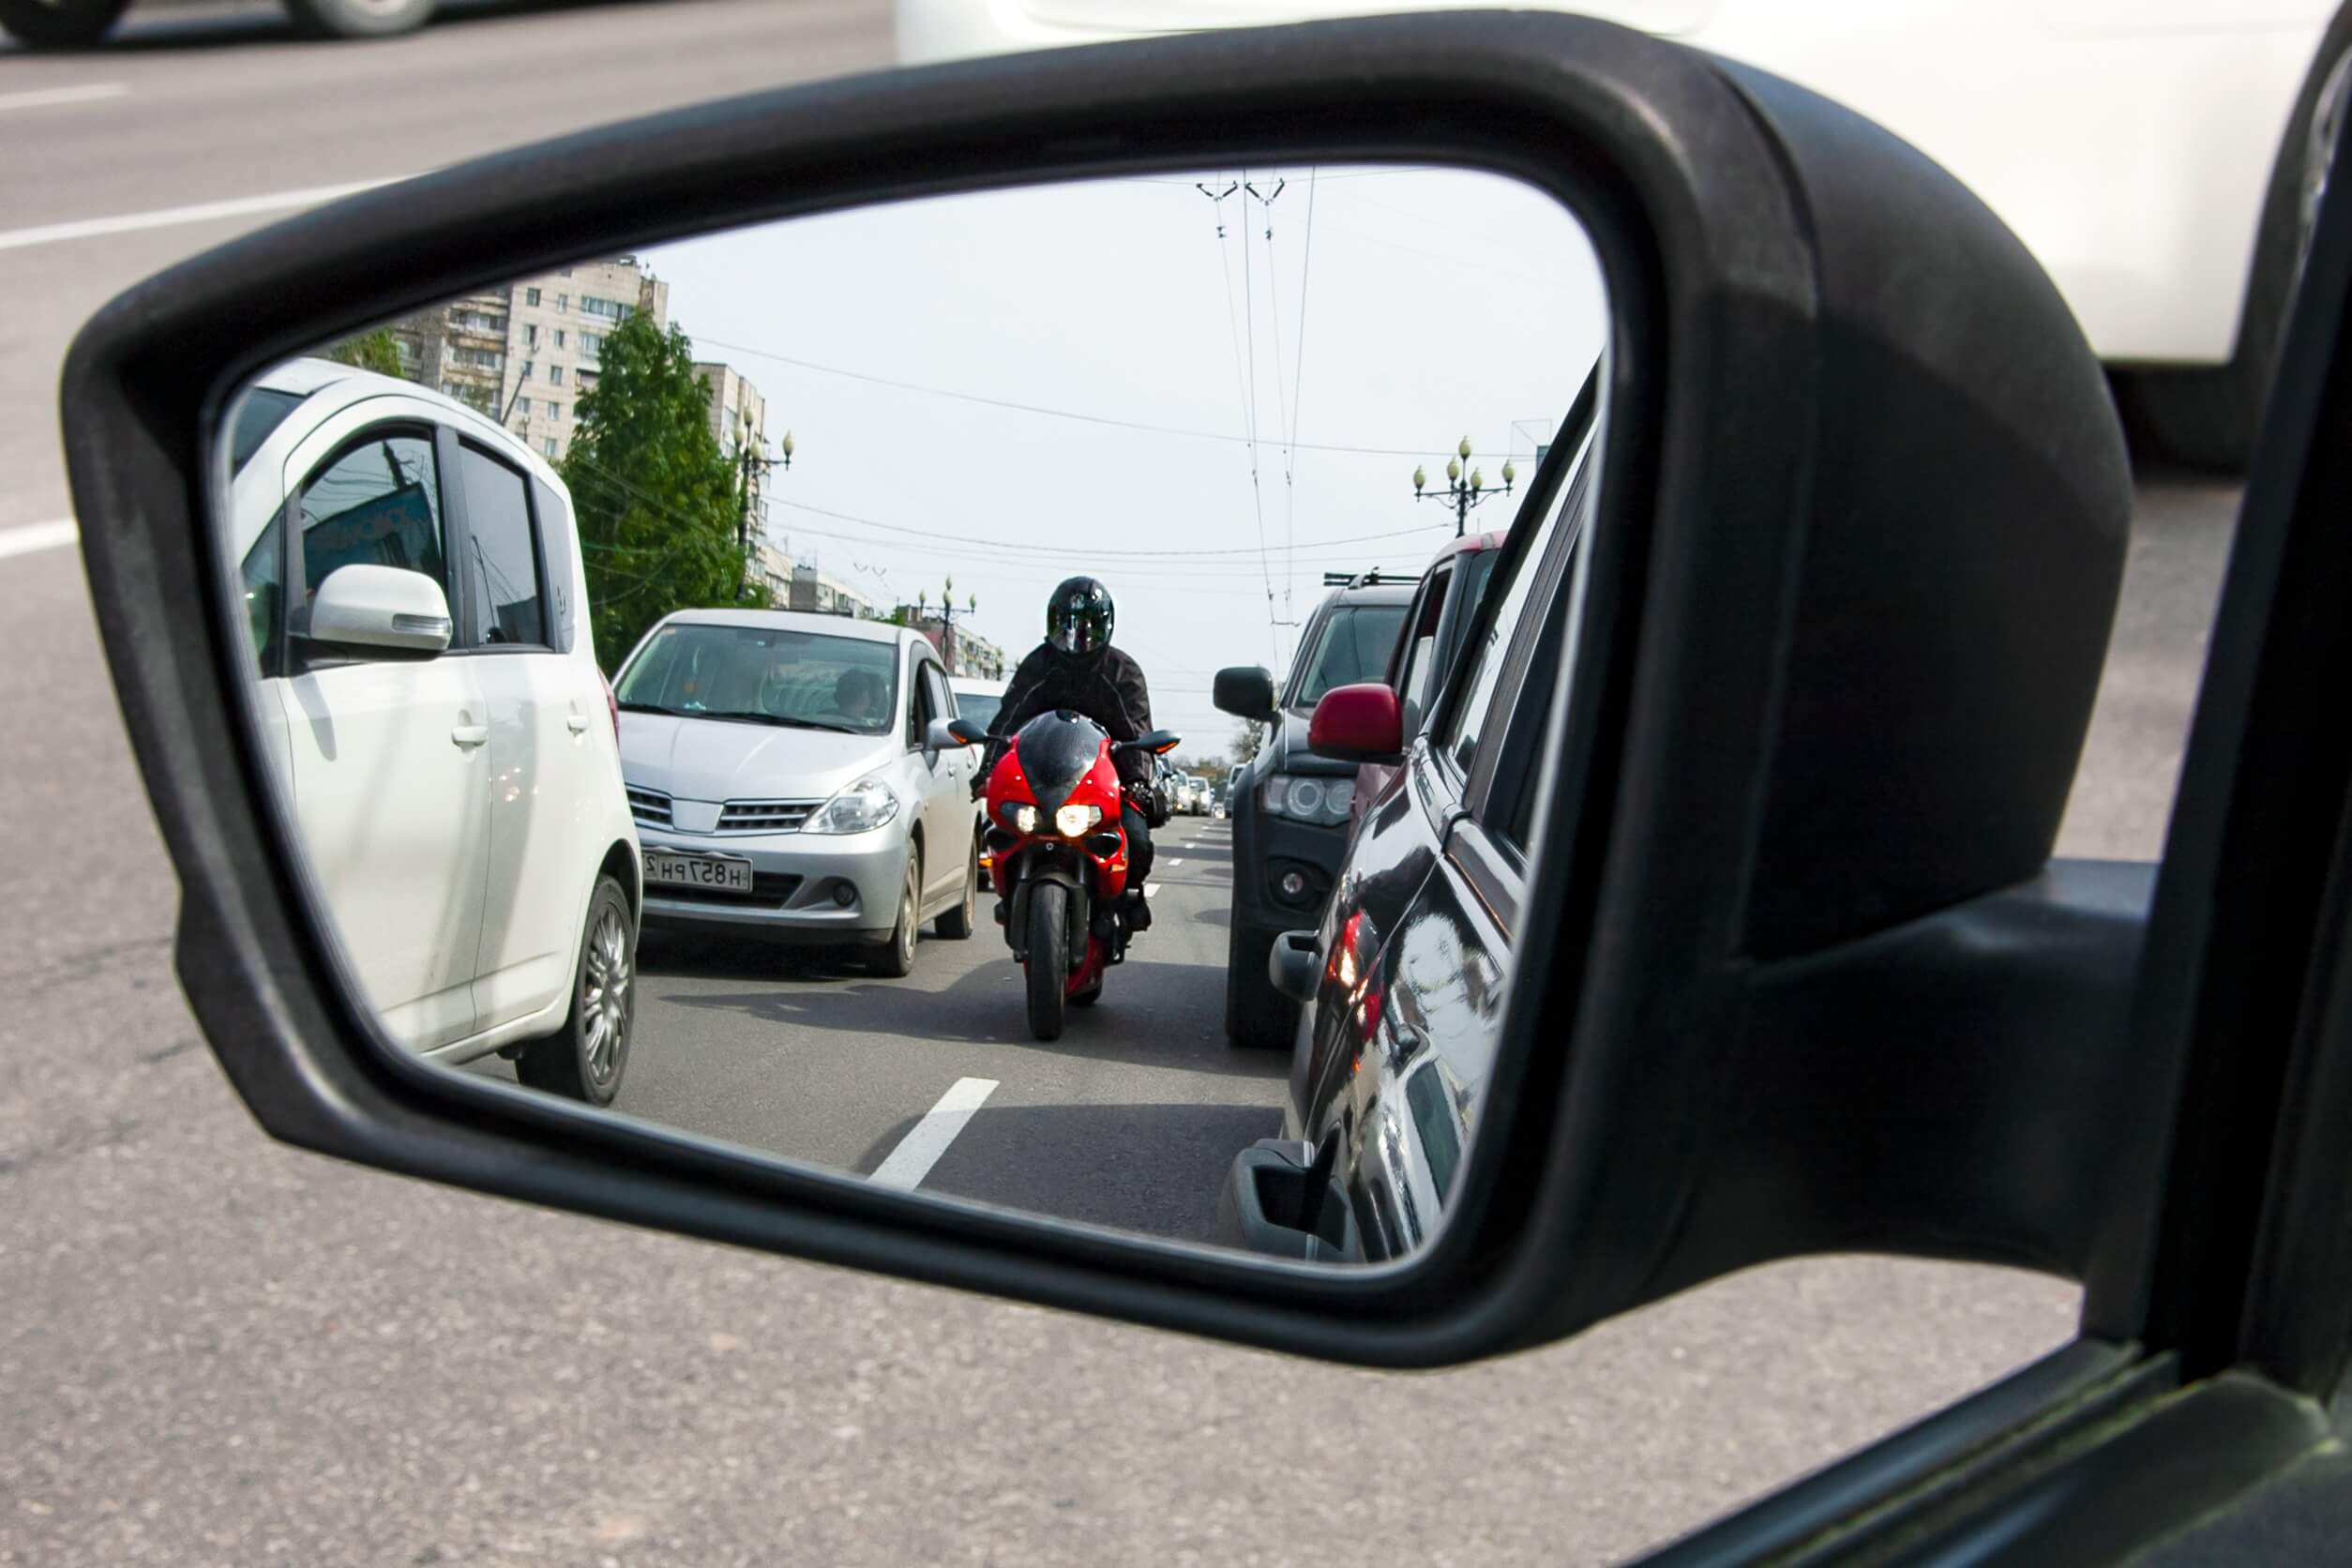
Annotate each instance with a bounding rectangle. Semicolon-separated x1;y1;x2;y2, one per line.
950;709;1179;1040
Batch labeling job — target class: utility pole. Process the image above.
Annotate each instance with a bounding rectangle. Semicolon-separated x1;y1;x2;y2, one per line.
1412;436;1515;537
735;428;795;599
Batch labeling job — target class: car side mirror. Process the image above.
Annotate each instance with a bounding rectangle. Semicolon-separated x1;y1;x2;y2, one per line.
1213;666;1276;724
69;10;2146;1374
927;716;979;753
305;565;451;656
1307;683;1404;765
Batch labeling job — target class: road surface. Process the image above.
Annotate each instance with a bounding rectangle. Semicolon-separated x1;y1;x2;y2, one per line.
0;5;2219;1562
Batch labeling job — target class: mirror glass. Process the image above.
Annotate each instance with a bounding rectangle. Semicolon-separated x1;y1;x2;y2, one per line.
214;164;1608;1266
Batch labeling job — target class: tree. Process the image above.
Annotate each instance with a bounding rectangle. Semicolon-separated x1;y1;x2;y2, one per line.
324;327;404;380
560;310;765;669
1230;721;1265;767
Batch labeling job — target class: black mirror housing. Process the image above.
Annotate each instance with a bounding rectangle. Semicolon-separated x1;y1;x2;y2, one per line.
64;12;2147;1373
1213;666;1277;724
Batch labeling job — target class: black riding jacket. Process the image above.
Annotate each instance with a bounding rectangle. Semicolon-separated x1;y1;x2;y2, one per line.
988;641;1155;792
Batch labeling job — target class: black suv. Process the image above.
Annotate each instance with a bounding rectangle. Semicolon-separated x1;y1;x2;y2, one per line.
1218;423;1593;1260
1212;572;1415;1048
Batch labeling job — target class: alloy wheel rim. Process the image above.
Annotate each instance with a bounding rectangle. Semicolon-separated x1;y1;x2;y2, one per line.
900;876;917;964
582;906;629;1085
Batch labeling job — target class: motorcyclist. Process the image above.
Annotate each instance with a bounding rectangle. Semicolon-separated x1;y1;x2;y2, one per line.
980;576;1165;929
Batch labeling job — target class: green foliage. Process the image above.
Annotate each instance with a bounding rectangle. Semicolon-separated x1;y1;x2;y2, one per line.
560;310;765;670
325;327;404;380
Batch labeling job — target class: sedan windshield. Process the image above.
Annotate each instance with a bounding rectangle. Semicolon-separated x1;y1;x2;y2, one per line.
1289;603;1410;709
616;623;899;736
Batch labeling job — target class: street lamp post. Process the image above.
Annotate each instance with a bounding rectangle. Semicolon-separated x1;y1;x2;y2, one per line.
1412;435;1515;537
916;580;981;675
736;429;795;599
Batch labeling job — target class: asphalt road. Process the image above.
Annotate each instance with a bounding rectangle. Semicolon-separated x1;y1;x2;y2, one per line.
597;820;1290;1244
0;5;2218;1564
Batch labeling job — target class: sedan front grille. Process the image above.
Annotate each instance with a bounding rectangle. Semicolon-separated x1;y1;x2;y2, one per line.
717;799;818;834
626;786;672;828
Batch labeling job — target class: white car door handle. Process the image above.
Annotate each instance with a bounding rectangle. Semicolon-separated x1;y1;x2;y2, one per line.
566;715;590;733
451;724;490;748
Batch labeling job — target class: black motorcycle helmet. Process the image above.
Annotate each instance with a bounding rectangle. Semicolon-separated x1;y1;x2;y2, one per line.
1046;576;1115;656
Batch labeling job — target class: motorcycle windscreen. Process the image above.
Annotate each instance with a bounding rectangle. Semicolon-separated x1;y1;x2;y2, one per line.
1014;710;1109;817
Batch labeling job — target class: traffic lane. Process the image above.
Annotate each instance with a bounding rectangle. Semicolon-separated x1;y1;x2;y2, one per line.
2057;472;2241;860
480;819;1283;1242
0;0;888;232
0;0;890;528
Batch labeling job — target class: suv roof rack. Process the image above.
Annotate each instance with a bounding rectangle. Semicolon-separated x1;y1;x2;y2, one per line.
1321;569;1423;588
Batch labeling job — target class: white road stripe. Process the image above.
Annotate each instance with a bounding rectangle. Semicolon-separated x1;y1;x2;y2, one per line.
0;519;77;562
1144;883;1159;898
0;83;128;113
869;1076;998;1191
1164;857;1184;868
0;176;411;255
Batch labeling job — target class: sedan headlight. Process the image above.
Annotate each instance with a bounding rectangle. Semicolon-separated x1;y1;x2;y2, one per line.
1053;802;1104;837
1260;774;1354;827
802;776;900;835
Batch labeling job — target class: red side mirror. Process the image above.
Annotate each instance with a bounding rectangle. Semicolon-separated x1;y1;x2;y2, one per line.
1308;683;1405;764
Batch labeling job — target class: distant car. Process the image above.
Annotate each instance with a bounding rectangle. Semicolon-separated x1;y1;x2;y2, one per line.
1213;570;1415;1048
613;611;981;976
1153;757;1183;823
228;357;641;1105
950;674;1008;886
1219;411;1596;1260
896;0;2352;471
2;0;440;45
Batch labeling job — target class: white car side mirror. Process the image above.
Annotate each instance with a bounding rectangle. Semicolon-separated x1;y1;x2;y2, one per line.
309;565;452;656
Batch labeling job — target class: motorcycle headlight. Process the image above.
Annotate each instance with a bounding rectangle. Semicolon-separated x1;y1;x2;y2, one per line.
802;776;900;835
1008;802;1041;836
1053;802;1104;837
1260;774;1355;826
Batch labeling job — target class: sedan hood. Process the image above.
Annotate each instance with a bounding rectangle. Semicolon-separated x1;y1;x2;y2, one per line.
1266;706;1360;778
621;713;896;805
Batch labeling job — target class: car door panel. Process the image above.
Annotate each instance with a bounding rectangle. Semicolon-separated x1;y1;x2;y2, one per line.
456;441;582;1034
274;415;489;1053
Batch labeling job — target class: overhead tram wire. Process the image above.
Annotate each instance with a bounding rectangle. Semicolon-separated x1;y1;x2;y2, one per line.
1201;173;1279;657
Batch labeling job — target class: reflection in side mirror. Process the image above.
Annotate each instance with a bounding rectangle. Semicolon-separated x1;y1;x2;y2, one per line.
1214;666;1277;724
208;158;1606;1274
307;565;452;655
1307;682;1404;765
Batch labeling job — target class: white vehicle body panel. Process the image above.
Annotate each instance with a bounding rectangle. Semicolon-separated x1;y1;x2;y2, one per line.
895;0;2340;365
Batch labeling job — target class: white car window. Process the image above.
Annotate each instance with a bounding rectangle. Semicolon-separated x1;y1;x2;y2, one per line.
455;444;546;648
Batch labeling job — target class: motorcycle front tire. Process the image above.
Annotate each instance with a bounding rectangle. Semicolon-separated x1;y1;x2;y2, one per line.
1025;887;1068;1042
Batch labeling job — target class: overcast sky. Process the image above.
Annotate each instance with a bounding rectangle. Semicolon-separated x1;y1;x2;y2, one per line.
637;164;1605;760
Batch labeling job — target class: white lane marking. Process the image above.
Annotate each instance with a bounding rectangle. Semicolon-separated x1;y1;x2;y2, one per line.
1144;883;1159;898
0;519;77;562
0;176;411;254
0;83;128;113
1164;857;1184;869
869;1076;999;1191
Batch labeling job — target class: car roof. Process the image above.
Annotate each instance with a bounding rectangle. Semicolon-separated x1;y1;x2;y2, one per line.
1327;579;1420;607
1423;528;1507;565
659;607;919;648
949;675;1007;694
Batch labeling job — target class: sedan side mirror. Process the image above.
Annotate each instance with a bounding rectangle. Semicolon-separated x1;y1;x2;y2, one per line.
1307;682;1404;765
306;565;451;656
1213;666;1276;724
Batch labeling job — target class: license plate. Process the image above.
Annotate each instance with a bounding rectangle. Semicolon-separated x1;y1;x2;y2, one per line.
645;852;754;893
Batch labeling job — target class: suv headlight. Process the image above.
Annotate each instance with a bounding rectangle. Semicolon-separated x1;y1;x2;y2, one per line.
802;776;900;835
1260;774;1354;827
